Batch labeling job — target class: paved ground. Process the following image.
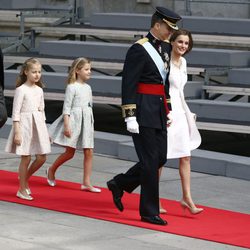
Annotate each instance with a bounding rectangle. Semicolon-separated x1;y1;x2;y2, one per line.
0;137;249;250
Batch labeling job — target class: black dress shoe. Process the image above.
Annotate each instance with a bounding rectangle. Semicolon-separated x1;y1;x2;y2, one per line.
107;179;124;212
141;215;168;226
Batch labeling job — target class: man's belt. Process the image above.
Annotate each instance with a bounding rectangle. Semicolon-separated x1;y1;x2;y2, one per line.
137;83;169;114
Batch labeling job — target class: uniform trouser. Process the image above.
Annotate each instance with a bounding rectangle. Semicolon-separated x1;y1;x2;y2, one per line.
114;126;167;216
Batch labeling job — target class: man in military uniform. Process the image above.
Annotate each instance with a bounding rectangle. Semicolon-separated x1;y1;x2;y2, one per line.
107;7;181;225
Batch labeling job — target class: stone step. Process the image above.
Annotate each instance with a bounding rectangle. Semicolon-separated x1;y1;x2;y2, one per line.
94;131;250;181
4;69;122;97
90;13;250;36
4;69;203;100
31;25;250;49
4;54;204;76
39;40;250;67
202;85;250;98
185;48;250;67
187;99;250;123
228;68;250;85
1;120;249;181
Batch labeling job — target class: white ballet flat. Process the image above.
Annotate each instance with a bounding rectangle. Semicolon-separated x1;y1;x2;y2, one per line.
46;168;56;187
80;185;101;193
26;188;31;195
16;191;33;201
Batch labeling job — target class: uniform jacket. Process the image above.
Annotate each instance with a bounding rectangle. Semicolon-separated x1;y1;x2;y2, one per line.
121;32;172;130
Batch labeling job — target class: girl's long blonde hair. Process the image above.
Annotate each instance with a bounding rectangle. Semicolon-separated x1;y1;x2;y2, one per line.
67;57;91;84
16;58;44;88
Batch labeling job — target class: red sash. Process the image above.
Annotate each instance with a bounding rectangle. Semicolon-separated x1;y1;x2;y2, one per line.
137;83;169;114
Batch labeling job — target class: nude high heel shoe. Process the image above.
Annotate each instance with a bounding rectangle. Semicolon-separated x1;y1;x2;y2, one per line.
180;200;204;215
159;201;167;214
160;207;167;214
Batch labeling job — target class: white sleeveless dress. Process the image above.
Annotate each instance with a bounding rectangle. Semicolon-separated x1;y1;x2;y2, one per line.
167;57;201;159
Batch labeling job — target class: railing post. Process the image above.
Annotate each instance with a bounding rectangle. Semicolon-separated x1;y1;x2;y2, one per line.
76;0;85;24
185;0;192;15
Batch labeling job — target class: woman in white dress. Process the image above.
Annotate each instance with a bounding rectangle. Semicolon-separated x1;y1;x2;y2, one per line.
160;30;203;214
46;57;101;193
5;58;51;200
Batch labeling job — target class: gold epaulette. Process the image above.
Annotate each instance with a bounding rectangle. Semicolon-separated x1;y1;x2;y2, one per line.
135;37;149;45
121;104;136;118
166;98;171;103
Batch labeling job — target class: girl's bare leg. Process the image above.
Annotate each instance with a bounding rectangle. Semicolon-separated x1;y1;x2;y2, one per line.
82;148;93;186
48;147;75;180
18;155;31;194
26;154;47;184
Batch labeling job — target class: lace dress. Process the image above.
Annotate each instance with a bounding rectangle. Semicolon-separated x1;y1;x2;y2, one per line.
49;82;94;149
5;83;51;155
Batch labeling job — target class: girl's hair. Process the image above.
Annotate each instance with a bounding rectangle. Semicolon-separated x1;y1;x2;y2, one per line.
67;57;91;84
170;29;193;55
16;58;44;88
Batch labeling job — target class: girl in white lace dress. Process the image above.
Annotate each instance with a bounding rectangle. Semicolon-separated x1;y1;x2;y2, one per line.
5;58;51;200
47;57;101;193
159;30;203;215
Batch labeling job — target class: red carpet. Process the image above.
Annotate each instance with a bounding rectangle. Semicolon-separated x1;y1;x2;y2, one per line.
0;170;249;248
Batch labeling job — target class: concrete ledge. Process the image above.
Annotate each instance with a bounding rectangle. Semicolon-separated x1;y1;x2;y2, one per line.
190;149;250;181
185;48;250;67
90;13;151;30
4;69;201;99
39;40;250;68
196;121;250;134
39;41;250;67
0;0;72;10
202;85;250;96
187;99;250;122
185;81;203;99
181;16;250;36
39;40;129;61
31;26;250;50
94;131;131;156
4;70;122;97
4;55;203;76
90;13;250;36
115;135;250;181
228;68;250;85
1;120;249;180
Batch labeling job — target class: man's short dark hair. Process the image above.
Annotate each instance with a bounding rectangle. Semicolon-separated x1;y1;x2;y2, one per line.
151;13;164;28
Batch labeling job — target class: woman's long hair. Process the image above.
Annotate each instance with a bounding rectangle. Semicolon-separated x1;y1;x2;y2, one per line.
170;29;193;55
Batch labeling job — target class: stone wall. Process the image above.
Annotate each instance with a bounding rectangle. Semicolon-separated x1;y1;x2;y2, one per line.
75;0;250;20
0;0;249;19
174;0;250;18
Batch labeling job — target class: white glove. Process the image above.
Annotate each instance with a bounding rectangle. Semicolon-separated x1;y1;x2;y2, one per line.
125;117;139;133
166;112;173;127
